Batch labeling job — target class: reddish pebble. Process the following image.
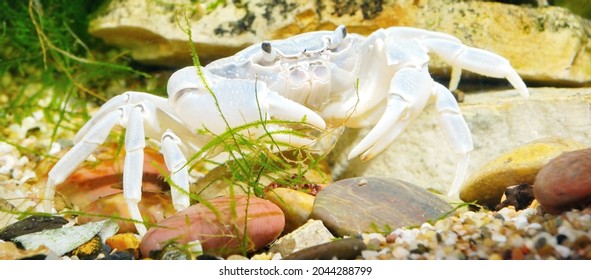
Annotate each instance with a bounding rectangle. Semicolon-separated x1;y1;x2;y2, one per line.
533;148;591;214
139;195;285;258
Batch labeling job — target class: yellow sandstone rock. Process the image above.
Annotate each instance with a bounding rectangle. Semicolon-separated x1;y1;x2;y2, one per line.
264;187;315;233
89;0;591;85
459;137;587;208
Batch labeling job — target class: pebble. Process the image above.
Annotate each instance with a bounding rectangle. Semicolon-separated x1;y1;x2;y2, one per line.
78;192;176;233
533;148;591;214
310;177;453;236
105;233;141;259
269;219;334;257
70;235;103;260
139;195;284;258
460;138;586;209
264;187;315;233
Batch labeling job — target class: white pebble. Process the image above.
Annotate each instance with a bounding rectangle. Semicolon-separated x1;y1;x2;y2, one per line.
0;155;16;174
18;169;37;185
391;247;410;259
361;250;380;259
49;142;62;155
512;214;529;230
443;231;458;246
491;232;507;243
554;245;572;258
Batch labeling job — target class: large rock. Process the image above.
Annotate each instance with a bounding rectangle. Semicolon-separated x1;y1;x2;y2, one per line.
89;0;591;85
331;87;591;196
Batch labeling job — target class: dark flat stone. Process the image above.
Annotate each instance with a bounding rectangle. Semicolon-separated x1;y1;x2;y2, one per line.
310;177;453;236
283;237;366;260
0;215;69;241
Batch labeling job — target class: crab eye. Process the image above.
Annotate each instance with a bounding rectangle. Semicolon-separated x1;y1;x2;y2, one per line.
325;25;347;49
336;25;347;39
260;41;277;62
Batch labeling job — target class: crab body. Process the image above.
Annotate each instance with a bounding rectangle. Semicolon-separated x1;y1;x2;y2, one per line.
44;25;529;235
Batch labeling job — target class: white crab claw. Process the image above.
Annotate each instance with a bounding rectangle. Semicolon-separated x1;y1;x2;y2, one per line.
267;90;326;130
348;67;431;161
172;77;325;145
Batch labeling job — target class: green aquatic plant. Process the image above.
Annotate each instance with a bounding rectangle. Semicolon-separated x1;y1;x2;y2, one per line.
0;0;150;156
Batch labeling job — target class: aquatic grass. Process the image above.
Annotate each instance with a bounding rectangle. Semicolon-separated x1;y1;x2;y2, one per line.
0;0;150;157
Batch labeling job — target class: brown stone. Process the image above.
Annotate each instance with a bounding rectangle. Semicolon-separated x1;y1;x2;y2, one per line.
139;195;285;257
533;148;591;213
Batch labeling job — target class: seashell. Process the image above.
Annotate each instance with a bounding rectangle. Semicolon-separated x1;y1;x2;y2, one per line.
13;219;116;256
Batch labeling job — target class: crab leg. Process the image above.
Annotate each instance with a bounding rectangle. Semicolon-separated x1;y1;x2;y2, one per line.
161;130;190;211
44;110;122;212
122;105;148;236
432;82;473;196
421;38;529;98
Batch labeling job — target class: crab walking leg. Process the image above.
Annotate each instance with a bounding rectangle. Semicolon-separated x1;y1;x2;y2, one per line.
123;105;148;236
161;130;190;211
348;67;432;161
421;39;529;98
432;83;474;196
44;110;122;212
73;94;130;144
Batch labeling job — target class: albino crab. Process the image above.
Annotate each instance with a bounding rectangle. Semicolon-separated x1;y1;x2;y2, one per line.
44;25;529;235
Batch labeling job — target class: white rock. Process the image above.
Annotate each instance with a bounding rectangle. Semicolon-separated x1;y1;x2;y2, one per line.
268;219;334;257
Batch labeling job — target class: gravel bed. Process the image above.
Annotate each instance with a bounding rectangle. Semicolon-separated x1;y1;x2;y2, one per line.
359;207;591;260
